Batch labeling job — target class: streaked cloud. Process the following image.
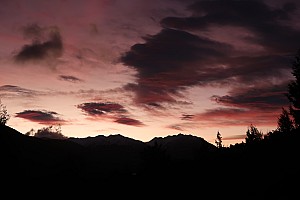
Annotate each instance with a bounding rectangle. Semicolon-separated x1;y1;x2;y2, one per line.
77;102;144;127
58;75;83;83
211;82;289;111
114;117;144;127
181;114;194;121
0;85;42;98
15;110;66;125
77;102;127;116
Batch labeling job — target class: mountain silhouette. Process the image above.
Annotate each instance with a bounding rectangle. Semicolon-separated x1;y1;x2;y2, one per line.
147;133;216;160
0;125;214;182
1;124;299;198
68;133;145;147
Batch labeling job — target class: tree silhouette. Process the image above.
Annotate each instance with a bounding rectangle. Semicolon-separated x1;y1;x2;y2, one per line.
277;107;294;133
0;99;10;126
215;131;223;148
33;124;67;139
287;49;300;128
245;124;263;144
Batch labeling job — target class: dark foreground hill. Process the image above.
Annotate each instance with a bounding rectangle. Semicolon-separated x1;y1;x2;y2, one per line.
1;125;299;198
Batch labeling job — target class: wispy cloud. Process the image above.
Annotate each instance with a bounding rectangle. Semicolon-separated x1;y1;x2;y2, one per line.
222;134;246;141
114;117;144;127
194;107;278;127
58;75;83;83
181;114;194;121
77;102;144;127
0;85;43;98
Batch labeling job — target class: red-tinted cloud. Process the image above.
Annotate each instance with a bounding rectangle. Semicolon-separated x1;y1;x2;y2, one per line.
194;107;279;127
191;82;290;127
211;82;289;111
77;102;144;127
77;102;126;116
15;110;66;125
222;134;246;141
114;117;144;127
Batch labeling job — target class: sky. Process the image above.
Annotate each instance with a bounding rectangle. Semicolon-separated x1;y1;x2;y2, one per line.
1;0;300;146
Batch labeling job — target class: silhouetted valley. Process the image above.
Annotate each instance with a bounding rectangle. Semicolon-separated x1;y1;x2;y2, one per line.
1;124;299;197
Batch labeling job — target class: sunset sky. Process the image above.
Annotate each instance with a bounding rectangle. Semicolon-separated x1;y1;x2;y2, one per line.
1;0;299;146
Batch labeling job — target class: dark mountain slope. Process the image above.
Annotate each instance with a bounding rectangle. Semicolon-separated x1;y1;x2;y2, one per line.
69;134;147;179
0;125;85;181
146;133;217;161
69;134;145;147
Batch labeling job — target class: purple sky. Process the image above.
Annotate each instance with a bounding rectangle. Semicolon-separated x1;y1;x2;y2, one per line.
0;0;299;146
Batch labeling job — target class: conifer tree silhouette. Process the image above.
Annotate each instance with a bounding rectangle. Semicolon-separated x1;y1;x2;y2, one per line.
277;107;294;133
0;99;10;126
215;131;223;148
287;50;300;128
245;124;263;144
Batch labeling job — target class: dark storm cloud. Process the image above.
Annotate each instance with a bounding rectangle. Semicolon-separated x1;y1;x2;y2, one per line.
122;28;231;75
15;110;66;125
77;102;143;127
58;75;83;83
121;28;234;105
121;0;298;114
161;0;300;53
14;24;63;63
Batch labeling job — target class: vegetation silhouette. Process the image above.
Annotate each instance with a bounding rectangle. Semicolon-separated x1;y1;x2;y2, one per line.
287;49;300;128
0;99;10;125
1;50;300;196
215;131;222;148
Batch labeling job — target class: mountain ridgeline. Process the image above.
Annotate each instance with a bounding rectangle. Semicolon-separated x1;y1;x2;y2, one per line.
0;125;216;179
1;124;299;197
